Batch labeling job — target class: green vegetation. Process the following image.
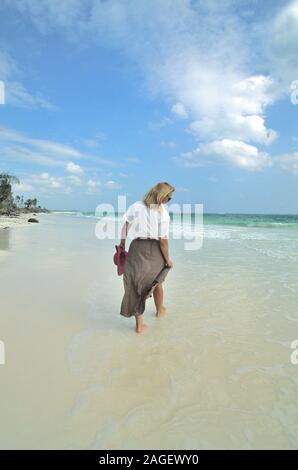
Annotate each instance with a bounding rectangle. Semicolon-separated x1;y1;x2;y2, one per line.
0;173;50;216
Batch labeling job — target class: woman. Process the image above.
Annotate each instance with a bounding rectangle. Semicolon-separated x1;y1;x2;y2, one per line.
119;182;175;334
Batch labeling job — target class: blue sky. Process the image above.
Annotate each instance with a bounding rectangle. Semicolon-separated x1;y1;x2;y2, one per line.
0;0;298;213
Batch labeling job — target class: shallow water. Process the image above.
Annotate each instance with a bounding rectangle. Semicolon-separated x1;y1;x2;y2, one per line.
0;212;298;449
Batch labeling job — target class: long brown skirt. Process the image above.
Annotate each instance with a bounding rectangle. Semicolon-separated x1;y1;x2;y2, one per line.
120;238;171;317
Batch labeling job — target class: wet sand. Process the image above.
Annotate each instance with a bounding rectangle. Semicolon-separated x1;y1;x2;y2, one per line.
0;213;38;230
0;212;297;449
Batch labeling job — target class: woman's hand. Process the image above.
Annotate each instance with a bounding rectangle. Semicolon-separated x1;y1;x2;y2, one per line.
159;238;172;268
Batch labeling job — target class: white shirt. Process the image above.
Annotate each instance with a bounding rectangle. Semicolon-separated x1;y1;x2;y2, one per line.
122;200;170;240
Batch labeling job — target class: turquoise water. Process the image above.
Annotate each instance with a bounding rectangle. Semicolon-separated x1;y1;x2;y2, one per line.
52;210;298;227
51;210;298;263
197;213;298;228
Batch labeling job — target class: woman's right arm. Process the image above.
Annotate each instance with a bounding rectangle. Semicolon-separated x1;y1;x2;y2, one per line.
159;238;173;268
120;221;131;248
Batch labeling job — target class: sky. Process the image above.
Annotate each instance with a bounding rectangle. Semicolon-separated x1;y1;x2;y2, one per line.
0;0;298;213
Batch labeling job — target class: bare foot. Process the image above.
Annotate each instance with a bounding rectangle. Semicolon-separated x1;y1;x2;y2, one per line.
136;323;147;334
135;313;147;334
156;305;167;318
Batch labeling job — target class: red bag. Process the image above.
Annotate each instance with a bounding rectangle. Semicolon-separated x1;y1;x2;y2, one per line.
113;244;128;276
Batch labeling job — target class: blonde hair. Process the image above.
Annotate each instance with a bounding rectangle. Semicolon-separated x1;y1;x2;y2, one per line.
142;182;175;210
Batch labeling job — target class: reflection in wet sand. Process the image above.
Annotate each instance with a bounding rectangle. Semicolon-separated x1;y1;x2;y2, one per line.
0;228;10;252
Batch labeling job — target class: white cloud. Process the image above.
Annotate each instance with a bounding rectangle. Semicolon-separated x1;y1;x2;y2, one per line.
13;172;66;196
175;139;272;171
190;112;278;145
0;127;81;158
86;178;121;194
87;179;100;188
201;139;272;170
229;75;275;115
0;127;82;168
82;132;106;148
67;175;82;186
0;50;57;110
13;182;34;192
9;0;89;36
126;157;141;164
104;180;121;190
0;50;19;80
11;170;118;200
171;102;188;119
275;152;298;175
268;0;298;91
20;172;82;196
86;179;101;195
161;141;176;149
188;75;278;145
148;117;172;130
31;172;63;188
66;161;83;174
173;148;207;168
0;126;116;172
50;180;62;188
83;139;100;148
0;145;67;167
7;0;296;172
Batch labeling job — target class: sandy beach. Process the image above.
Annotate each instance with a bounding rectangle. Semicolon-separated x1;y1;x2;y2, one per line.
0;213;40;230
0;212;298;449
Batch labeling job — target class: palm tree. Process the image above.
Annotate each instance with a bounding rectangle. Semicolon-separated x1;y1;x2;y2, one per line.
14;195;21;207
0;173;48;215
0;173;20;204
24;198;33;209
